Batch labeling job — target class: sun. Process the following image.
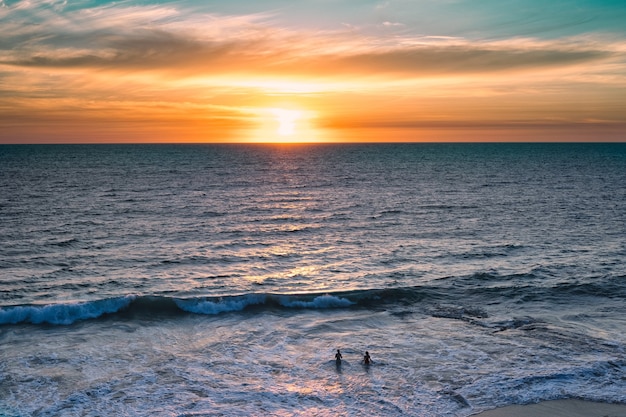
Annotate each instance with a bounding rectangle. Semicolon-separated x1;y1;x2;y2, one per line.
271;108;302;136
248;105;326;143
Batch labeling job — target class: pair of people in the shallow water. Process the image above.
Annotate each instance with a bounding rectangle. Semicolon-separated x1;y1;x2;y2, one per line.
335;349;373;365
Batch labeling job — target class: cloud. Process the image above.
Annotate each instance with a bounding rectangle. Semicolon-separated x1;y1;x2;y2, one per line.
382;21;404;27
0;1;622;80
318;45;612;76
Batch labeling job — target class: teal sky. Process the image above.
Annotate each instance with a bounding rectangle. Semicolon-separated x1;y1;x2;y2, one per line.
40;0;622;37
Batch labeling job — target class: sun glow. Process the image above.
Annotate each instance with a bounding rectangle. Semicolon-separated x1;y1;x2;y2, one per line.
271;108;302;136
246;106;327;143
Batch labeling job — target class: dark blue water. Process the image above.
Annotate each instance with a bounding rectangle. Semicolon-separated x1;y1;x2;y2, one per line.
1;143;625;416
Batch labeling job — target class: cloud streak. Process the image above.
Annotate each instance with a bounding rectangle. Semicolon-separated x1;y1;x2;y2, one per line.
1;2;622;79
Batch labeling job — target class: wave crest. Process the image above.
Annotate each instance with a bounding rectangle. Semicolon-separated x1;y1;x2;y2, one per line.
0;296;135;325
2;275;620;326
0;293;356;326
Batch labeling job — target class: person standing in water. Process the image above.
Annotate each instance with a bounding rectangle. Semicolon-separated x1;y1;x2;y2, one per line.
363;351;372;365
335;349;342;363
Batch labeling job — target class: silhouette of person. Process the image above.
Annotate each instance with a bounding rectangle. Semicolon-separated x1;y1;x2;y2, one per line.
335;349;342;363
363;351;372;365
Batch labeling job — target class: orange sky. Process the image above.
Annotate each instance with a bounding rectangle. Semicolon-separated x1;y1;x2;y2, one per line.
1;1;625;143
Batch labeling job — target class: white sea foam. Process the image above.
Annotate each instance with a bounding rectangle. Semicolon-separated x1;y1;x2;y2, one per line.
174;294;267;314
2;306;624;417
278;294;354;308
173;293;355;315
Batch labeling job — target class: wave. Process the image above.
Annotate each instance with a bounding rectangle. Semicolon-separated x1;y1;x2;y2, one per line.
0;291;366;326
2;274;623;326
0;296;134;326
0;284;441;326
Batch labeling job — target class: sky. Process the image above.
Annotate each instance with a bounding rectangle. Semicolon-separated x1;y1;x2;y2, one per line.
1;0;625;143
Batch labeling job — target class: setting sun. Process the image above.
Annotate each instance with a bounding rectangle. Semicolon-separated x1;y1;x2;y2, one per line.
248;106;325;143
271;108;302;136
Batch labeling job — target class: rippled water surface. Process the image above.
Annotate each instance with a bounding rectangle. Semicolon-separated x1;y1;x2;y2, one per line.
1;143;625;416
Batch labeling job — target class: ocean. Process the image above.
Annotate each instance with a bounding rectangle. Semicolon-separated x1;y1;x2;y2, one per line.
1;143;625;416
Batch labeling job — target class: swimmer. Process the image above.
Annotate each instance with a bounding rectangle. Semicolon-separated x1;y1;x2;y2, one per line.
363;351;372;365
335;349;343;363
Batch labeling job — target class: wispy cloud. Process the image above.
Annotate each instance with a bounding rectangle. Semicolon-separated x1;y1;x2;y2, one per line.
1;2;622;79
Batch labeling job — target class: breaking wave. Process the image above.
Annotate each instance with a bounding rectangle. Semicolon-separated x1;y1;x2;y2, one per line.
0;291;361;326
1;274;622;326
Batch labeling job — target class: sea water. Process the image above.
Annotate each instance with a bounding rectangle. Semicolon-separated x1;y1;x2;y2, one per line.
1;143;625;416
